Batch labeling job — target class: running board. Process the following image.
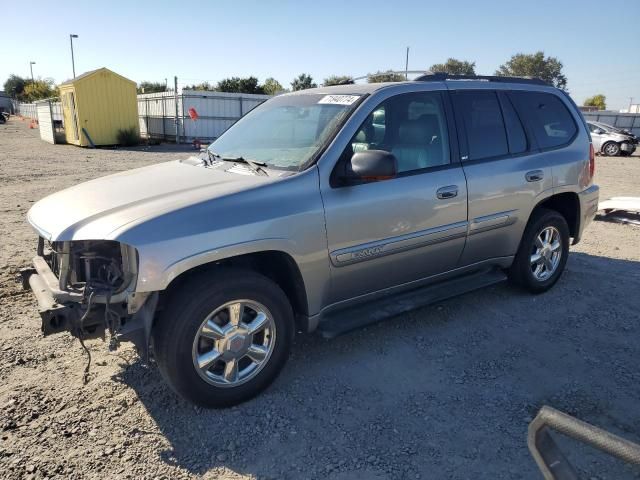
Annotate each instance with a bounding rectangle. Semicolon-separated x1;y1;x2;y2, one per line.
317;268;507;339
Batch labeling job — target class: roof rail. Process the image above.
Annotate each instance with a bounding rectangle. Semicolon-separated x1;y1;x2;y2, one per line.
414;72;550;86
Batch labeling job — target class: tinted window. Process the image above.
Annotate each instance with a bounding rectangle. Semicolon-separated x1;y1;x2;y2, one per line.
348;92;450;174
499;94;527;154
511;92;577;149
454;91;508;161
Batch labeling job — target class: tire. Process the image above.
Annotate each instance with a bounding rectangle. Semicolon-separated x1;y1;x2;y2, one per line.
508;208;570;294
152;268;295;408
602;141;621;157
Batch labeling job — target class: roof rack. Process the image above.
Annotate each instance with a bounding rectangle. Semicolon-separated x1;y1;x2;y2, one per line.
414;72;550;86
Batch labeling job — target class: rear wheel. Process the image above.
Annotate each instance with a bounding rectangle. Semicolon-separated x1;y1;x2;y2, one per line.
602;141;621;157
508;209;570;293
153;269;294;408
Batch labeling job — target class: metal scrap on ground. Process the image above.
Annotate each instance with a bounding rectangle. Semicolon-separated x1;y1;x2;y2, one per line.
596;197;640;225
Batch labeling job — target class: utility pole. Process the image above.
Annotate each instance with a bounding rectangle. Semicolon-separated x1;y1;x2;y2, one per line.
70;34;78;78
405;47;409;80
629;97;634;112
29;61;36;83
174;76;180;144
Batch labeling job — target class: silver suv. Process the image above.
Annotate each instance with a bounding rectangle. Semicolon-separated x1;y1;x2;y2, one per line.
22;74;599;407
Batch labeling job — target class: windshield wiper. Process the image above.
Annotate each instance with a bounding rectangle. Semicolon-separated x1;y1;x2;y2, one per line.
208;151;269;176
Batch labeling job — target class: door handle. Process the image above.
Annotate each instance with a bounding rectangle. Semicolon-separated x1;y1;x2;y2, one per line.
436;185;458;200
525;170;544;182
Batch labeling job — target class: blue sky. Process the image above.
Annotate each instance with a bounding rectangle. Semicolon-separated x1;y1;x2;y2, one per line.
3;0;639;110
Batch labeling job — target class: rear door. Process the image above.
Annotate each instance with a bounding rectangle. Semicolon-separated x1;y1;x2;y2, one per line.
320;90;468;304
451;88;554;265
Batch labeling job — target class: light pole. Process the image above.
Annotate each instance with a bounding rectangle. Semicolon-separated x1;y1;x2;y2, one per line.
405;47;409;80
70;34;78;78
29;61;36;83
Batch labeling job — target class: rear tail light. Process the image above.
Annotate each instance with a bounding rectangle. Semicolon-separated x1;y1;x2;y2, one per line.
589;143;595;179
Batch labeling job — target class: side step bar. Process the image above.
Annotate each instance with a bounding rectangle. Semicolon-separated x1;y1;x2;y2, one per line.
317;268;507;338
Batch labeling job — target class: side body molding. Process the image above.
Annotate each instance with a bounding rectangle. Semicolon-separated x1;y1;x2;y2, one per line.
330;221;468;267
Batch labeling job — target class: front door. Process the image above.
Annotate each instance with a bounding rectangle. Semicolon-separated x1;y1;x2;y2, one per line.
320;91;468;304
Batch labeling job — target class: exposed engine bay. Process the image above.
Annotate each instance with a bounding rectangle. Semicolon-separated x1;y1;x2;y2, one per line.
21;237;159;381
21;238;150;351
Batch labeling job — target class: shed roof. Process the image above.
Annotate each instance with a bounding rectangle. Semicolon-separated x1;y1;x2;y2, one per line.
59;67;136;87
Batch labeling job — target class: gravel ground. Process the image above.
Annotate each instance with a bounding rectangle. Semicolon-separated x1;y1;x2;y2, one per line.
1;118;639;479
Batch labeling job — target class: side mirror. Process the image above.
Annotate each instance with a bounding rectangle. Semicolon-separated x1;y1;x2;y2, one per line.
594;128;605;134
346;150;398;182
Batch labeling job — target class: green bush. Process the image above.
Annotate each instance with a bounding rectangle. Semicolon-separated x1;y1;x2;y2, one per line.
117;127;139;146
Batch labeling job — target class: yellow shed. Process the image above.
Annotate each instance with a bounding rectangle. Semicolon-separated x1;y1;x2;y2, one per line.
59;67;139;146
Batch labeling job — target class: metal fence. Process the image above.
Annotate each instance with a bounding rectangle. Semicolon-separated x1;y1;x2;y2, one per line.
138;90;270;142
582;111;640;137
15;90;270;143
16;101;63;121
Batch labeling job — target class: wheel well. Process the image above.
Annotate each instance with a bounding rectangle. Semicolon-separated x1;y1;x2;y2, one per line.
534;193;580;238
160;250;309;319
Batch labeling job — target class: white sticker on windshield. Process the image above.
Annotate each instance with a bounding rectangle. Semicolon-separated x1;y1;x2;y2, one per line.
318;94;360;106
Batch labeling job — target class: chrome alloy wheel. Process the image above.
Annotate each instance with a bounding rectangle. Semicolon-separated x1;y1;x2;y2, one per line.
192;300;276;388
530;226;562;281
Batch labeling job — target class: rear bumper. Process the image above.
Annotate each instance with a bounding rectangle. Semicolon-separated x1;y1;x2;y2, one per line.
574;184;599;244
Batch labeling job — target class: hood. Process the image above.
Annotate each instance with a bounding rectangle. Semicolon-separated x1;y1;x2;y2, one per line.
27;158;276;241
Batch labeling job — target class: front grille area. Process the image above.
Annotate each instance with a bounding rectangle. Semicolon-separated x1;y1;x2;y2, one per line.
37;238;128;293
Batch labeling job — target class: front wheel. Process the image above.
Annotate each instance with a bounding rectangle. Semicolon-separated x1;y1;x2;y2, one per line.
152;269;294;408
602;141;621;157
508;209;570;293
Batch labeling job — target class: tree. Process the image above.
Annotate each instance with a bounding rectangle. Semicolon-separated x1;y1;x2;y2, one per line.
216;76;264;94
3;74;27;98
367;70;405;83
429;58;476;75
262;77;284;95
323;75;354;86
185;82;215;91
22;79;56;102
291;73;317;91
495;51;567;90
137;81;167;94
583;94;606;110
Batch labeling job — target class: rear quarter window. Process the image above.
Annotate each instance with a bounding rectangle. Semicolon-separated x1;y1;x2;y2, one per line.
510;92;577;150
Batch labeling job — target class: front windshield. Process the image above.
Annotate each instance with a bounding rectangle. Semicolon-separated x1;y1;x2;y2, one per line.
208;93;362;171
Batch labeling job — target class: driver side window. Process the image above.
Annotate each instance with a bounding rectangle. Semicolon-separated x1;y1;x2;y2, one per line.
347;92;450;174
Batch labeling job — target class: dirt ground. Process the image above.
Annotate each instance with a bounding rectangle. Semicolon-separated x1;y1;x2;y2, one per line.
1;118;639;479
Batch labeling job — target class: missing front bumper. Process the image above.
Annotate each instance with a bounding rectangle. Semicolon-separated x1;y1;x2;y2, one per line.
20;268;84;335
20;263;159;360
20;266;104;338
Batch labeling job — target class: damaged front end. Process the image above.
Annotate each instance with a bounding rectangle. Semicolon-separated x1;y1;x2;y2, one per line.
21;237;157;360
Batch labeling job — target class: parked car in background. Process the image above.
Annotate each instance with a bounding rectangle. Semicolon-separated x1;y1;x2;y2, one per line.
22;74;599;407
588;121;638;156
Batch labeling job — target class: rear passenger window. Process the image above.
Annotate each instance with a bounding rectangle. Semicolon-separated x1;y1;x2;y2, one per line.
499;94;527;154
453;91;508;161
511;92;577;149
